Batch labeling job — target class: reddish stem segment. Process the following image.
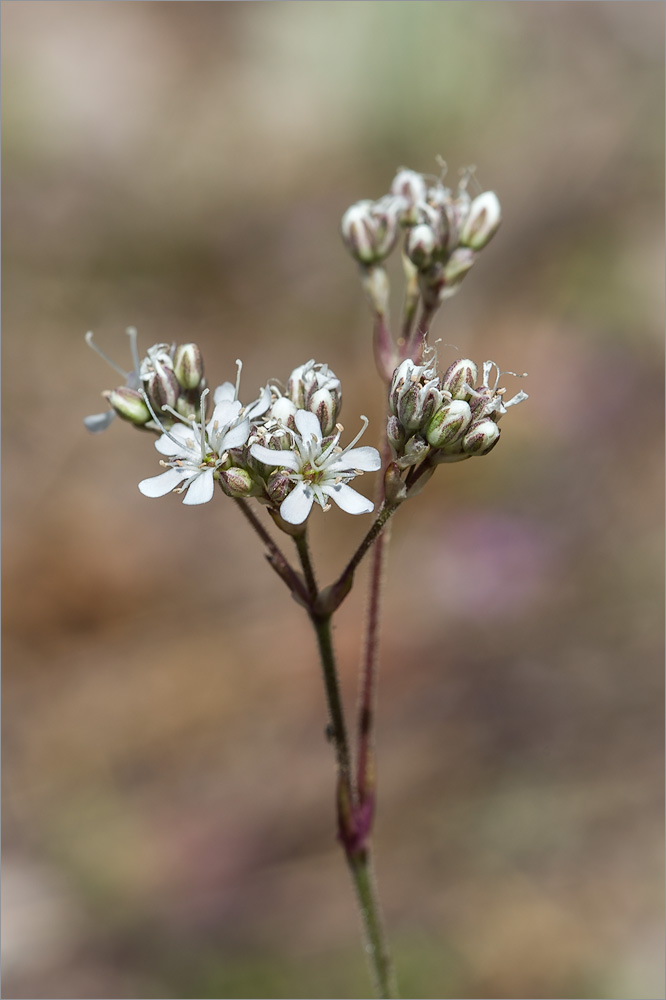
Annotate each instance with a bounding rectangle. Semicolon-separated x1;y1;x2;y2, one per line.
355;428;393;821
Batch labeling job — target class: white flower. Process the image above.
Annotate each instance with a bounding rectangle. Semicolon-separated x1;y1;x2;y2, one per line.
138;394;252;505
250;409;381;525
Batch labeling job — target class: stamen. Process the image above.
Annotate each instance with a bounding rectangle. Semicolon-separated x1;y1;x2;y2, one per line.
344;415;370;453
126;327;142;376
85;332;128;379
482;360;502;390
435;155;448;182
199;387;209;462
140;390;187;450
234;359;243;400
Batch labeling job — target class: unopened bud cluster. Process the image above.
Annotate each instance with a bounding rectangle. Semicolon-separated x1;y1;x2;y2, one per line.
388;356;528;483
341;165;501;309
84;330;207;434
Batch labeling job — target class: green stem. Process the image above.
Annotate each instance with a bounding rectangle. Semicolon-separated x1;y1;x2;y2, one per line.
348;850;399;999
293;530;319;605
294;535;399;998
334;502;398;596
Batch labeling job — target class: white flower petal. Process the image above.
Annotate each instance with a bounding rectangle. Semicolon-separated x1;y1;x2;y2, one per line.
250;444;300;471
83;411;115;433
294;408;322;443
280;482;314;524
219;417;250;451
138;467;188;497
324;482;374;515
155;425;198;456
182;469;215;505
213;382;236;404
329;446;381;473
504;390;529;408
207;399;242;433
245;385;272;421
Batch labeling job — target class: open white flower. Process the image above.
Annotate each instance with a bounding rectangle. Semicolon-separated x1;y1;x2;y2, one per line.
138;393;252;505
250;409;381;525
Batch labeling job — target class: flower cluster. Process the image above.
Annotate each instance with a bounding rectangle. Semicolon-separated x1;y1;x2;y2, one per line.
387;354;528;483
341;165;501;309
85;333;380;526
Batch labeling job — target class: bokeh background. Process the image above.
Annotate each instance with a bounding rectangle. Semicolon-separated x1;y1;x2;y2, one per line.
2;2;664;998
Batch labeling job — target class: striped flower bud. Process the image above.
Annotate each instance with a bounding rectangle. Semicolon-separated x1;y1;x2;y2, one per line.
391;168;427;225
389;359;442;433
462;418;501;456
396;434;430;470
405;223;439;271
391;168;427;207
308;387;339;435
426;400;472;449
340;196;402;265
387;414;405;453
103;387;151;426
441;359;478;401
219;467;256;498
266;471;294;505
459;191;501;250
285;362;343;435
173;343;204;390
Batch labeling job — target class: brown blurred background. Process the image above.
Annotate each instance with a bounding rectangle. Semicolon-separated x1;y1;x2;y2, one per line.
2;2;664;998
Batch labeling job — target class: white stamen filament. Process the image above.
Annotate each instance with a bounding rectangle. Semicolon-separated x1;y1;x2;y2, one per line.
126;327;141;376
85;331;129;379
199;388;209;462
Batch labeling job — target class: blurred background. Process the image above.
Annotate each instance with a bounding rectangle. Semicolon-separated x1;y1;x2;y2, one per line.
2;2;664;998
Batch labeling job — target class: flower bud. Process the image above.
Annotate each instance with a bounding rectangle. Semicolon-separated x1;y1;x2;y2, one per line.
384;462;407;505
396;434;429;470
468;385;496;422
462;418;501;456
405;224;439;271
103;387;151;426
218;467;256;498
270;396;298;426
426;400;472;449
389;359;442;433
391;169;426;225
173;343;204;390
441;359;478;401
266;471;294;505
440;247;476;293
340;198;401;265
287;360;342;428
386;414;405;453
459;191;501;250
391;168;427;207
308;387;339;435
144;364;180;412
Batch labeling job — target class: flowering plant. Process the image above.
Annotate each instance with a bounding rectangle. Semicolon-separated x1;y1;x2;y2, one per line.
84;163;527;999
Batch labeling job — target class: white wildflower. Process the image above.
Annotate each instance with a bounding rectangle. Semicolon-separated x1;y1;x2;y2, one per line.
138;391;252;505
250;409;381;525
